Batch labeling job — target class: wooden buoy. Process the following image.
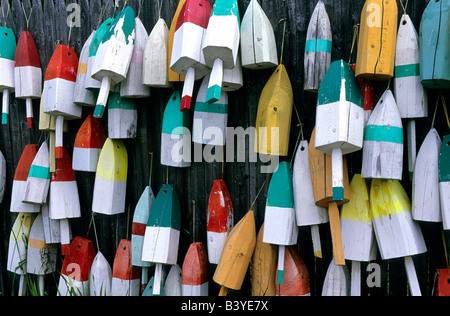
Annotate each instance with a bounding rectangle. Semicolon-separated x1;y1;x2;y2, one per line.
27;214;57;296
213;210;256;296
412;128;442;223
7;213;36;296
370;179;427;296
92;138;128;215
0;26;16;126
240;0;278;69
293;140;328;258
161;91;191;168
14;31;41;128
92;7;136;118
355;0;398;80
362;89;404;180
120;17;151;98
321;258;350;296
275;246;310;296
263;162;298;284
193;73;228;146
168;0;187;83
222;53;243;91
89;251;112;296
165;264;182;296
142;184;181;295
206;179;233;264
58;236;95;296
41;201;62;245
143;18;171;88
315;59;363;202
202;0;240;104
10;144;40;213
255;64;293;156
170;0;212;111
74;31;96;107
22;141;50;205
340;174;377;296
437;269;450;296
108;91;138;139
42;44;80;159
441;133;450;230
304;0;332;92
142;276;167;296
72;114;107;172
419;0;450;89
251;224;276;296
111;239;141;296
182;242;209;296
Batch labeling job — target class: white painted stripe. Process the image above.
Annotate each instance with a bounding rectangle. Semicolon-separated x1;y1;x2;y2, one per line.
14;66;42;99
182;282;208;296
0;58;15;90
108;107;137;139
22;176;50;204
58;274;89;296
192;113;227;146
263;206;298;246
43;78;82;119
92;178;127;215
49;181;81;219
111;278;140;296
10;180;40;213
362;140;404;180
142;226;180;265
341;218;377;262
161;133;191;168
207;231;228;264
72;147;102;172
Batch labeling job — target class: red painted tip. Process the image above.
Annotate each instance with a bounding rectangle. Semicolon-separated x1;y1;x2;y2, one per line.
27;117;33;129
180;95;192;112
55;146;64;159
61;243;71;256
14;144;39;181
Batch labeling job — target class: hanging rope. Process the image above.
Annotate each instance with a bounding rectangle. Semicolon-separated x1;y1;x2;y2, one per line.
21;2;33;31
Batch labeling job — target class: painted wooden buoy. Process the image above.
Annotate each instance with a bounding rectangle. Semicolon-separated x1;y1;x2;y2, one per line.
276;246;310;296
351;64;377;125
142;276;167;296
92;138;128;216
202;0;240;104
131;164;155;292
213;210;256;296
7;213;36;296
142;184;181;295
42;44;80;159
27;214;57;296
441;134;450;230
85;18;114;92
120;17;150;98
419;0;450;89
168;0;187;83
355;0;398;80
206;179;234;264
182;242;209;296
222;53;243;92
304;0;332;92
58;236;95;296
92;7;136;118
340;174;377;296
165;264;182;296
263;162;298;285
111;239;141;296
143;18;171;88
14;31;42;128
412;128;442;223
161;90;191;168
251;224;276;296
321;258;350;296
10;144;40;213
193;73;228;146
437;269;450;296
0;150;6;203
73;114;107;172
255;64;293;156
41;201;62;245
240;0;278;69
49;146;80;255
170;0;212;111
89;251;112;296
22;141;50;205
315;59;363;202
362;89;404;180
293;140;328;258
108;91;137;139
0;26;16;126
74;31;96;107
370;179;427;296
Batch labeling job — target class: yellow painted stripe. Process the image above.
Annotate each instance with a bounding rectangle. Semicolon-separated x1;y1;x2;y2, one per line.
28;238;57;250
340;175;372;223
370;180;411;219
77;63;88;75
96;139;128;182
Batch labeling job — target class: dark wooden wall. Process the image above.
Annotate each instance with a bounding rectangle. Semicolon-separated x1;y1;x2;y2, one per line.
0;0;449;296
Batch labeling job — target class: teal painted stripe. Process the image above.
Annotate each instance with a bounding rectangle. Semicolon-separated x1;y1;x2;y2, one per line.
28;165;50;180
305;39;332;53
395;63;420;78
0;27;16;61
439;135;450;182
267;162;295;208
94;105;105;118
277;270;284;285
333;187;344;202
206;85;222;105
195;101;228;114
2;113;9;125
211;1;240;27
364;125;404;144
108;92;136;110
